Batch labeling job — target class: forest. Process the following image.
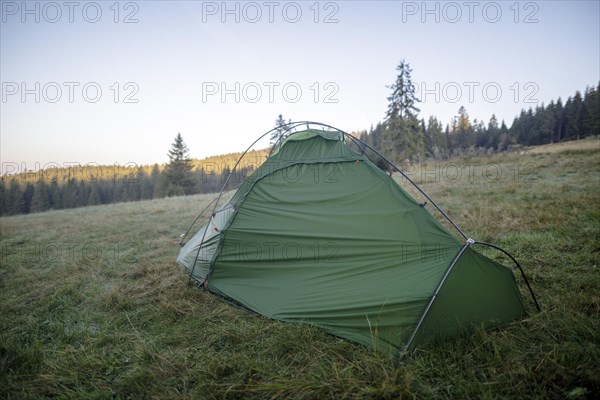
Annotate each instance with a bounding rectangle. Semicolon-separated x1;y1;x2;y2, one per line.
1;61;598;216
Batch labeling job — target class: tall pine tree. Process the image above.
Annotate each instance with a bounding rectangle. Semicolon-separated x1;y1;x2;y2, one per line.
382;60;424;162
162;133;197;196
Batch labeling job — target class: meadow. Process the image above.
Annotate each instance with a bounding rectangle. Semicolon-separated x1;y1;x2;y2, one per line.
1;138;598;399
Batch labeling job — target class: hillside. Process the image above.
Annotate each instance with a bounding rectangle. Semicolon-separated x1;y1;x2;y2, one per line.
3;148;271;185
1;139;598;399
191;148;270;172
0;147;272;216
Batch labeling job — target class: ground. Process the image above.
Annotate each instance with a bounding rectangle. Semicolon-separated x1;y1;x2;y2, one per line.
1;138;599;399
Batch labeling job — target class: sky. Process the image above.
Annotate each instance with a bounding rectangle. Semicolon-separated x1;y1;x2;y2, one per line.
1;0;599;172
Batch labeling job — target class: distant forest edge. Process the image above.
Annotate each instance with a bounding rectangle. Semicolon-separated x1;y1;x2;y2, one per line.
1;81;598;216
0;149;270;216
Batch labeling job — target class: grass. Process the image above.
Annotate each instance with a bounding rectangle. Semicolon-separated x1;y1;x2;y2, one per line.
1;138;599;399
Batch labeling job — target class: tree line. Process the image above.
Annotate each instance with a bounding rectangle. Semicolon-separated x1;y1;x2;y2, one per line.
359;60;598;163
1;62;598;216
0;146;267;216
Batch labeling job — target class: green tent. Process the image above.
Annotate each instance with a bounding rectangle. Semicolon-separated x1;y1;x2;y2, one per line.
177;123;538;357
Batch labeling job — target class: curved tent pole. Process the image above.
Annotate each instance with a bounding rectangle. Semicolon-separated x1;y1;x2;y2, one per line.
187;120;469;285
267;121;469;240
400;239;541;359
187;125;283;285
266;123;300;157
339;132;538;310
181;120;540;358
335;129;541;318
264;122;540;351
179;197;219;247
401;241;472;358
186;121;536;286
179;180;246;247
340;131;469;241
191;121;344;285
198;121;339;284
473;241;541;312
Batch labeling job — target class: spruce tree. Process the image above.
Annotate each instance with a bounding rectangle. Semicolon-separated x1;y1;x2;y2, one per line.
22;183;34;214
568;91;584;140
8;180;24;215
150;164;162;198
163;133;197;196
453;106;475;149
541;101;557;143
555;98;565;142
30;180;51;213
486;114;501;149
425;116;447;159
383;60;424;162
271;114;290;145
0;180;7;216
583;84;599;137
62;179;79;208
499;120;514;151
49;178;61;209
385;60;420;121
140;167;154;200
88;183;102;205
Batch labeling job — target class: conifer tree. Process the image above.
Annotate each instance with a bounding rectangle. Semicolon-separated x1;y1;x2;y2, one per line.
149;164;162;198
30;179;51;213
162;133;197;196
383;60;424;162
0;180;7;215
271;114;291;145
49;178;61;209
582;85;598;137
7;180;25;215
425;116;447;159
568;91;584;140
22;183;34;214
87;183;102;205
555;98;565;142
454;106;475;149
486;114;501;149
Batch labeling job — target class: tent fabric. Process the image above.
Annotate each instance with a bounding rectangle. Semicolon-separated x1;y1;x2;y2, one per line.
409;246;526;348
177;129;526;356
177;205;235;280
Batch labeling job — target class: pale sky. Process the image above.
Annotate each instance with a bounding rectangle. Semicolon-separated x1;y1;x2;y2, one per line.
1;0;599;172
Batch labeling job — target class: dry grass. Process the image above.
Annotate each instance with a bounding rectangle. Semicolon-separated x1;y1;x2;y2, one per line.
525;136;599;154
1;140;599;399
